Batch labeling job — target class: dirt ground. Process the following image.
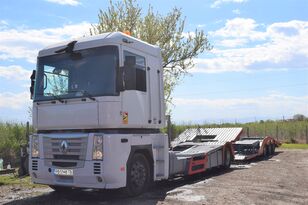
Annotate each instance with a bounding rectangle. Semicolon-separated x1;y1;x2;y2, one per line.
1;149;308;205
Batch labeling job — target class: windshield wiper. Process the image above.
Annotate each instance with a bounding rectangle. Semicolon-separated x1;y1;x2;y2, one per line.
45;93;65;103
81;90;96;101
69;90;96;101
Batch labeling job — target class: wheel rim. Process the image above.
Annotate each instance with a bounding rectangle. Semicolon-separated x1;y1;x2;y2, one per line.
130;160;146;188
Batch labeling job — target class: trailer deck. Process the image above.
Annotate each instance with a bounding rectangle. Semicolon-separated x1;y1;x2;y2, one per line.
169;128;243;177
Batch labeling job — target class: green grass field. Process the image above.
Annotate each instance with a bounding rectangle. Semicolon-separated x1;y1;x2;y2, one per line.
280;143;308;149
0;175;45;188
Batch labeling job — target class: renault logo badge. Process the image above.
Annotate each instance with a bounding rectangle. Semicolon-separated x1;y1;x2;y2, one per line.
60;140;68;153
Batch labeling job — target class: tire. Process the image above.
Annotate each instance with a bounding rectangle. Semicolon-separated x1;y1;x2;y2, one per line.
49;185;72;192
223;147;231;169
268;144;273;156
125;153;151;196
271;144;276;155
263;145;268;158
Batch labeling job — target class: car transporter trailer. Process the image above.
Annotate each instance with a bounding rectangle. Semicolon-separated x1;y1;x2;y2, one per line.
233;136;281;161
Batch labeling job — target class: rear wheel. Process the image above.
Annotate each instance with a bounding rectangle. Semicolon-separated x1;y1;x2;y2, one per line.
263;145;268;158
125;153;150;196
223;147;231;169
268;144;273;155
271;144;276;155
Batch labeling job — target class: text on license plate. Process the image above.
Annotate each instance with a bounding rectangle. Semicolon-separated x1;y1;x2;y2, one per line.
54;169;74;176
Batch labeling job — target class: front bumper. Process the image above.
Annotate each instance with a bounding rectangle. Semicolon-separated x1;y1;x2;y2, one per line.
30;159;106;189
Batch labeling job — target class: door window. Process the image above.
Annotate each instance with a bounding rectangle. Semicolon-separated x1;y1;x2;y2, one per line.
123;51;146;92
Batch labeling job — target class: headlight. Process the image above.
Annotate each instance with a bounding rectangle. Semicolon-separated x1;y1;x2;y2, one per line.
93;136;103;160
31;135;40;158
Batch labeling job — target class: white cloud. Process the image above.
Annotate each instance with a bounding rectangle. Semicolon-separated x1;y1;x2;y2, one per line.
0;92;30;109
211;0;248;8
193;19;308;73
174;94;308;121
232;9;241;15
45;0;81;6
0;65;32;81
0;21;92;63
0;20;8;26
211;18;266;40
217;38;247;47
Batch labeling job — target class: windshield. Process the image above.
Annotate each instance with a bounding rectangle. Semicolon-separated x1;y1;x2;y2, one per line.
34;46;119;101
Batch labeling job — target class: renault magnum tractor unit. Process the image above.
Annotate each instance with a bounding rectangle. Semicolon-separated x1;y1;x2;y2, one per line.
29;32;235;195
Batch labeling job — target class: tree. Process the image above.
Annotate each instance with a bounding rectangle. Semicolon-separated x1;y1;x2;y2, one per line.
90;0;212;113
293;114;306;121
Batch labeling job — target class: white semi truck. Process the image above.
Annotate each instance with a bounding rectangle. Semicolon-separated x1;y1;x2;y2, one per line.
29;32;236;196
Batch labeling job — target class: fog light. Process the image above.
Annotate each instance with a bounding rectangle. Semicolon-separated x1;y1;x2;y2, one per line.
97;176;103;183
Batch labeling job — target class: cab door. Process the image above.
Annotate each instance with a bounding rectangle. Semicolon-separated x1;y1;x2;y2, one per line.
120;46;149;127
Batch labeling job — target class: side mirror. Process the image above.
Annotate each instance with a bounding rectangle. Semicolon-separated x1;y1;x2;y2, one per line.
30;70;36;99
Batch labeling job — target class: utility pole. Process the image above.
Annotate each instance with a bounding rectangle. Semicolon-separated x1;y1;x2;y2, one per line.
26;121;29;143
276;124;279;141
167;115;172;147
19;122;30;176
306;125;308;144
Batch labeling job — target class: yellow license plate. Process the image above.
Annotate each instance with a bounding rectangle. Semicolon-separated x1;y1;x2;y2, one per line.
54;169;73;176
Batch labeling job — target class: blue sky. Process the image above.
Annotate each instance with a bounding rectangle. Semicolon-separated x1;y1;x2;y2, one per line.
0;0;307;123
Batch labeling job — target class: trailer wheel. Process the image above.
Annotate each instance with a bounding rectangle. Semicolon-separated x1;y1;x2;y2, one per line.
223;147;231;169
125;153;150;196
268;144;273;156
271;144;276;155
263;146;268;158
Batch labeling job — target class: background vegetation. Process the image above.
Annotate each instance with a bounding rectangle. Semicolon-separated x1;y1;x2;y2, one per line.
0;122;29;168
165;117;308;143
0;117;307;168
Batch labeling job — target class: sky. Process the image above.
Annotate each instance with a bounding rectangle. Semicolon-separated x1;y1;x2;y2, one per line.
0;0;307;124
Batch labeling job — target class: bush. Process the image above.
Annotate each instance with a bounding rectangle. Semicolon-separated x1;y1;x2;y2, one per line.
0;122;28;167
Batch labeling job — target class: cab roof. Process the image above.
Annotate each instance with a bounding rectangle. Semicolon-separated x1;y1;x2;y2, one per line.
38;32;161;58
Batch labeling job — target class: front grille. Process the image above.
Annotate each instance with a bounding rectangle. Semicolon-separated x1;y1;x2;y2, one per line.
54;155;79;160
43;136;88;168
52;161;77;168
93;162;101;174
32;160;38;170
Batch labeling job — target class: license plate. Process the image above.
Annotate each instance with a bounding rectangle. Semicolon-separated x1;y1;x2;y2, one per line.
54;169;74;176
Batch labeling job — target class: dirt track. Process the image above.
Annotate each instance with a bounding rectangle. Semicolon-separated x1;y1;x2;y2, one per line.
1;149;308;205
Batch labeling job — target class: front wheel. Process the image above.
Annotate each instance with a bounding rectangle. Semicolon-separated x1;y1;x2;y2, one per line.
125;153;151;196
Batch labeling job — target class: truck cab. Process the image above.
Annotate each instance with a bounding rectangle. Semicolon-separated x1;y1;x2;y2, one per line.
29;32;168;195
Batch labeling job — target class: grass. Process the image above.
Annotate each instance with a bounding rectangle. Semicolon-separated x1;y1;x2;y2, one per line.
280;143;308;149
0;175;46;188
